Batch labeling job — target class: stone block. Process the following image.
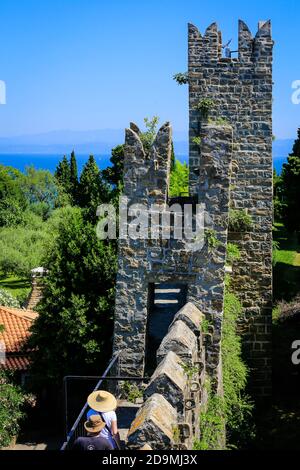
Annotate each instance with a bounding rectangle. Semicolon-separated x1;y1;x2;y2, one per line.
127;393;177;450
169;302;204;336
157;320;198;365
144;351;187;414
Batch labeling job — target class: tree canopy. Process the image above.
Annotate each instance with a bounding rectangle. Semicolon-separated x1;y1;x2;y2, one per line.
281;128;300;233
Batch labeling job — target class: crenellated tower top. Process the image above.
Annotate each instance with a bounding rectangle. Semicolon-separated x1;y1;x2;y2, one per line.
188;19;273;66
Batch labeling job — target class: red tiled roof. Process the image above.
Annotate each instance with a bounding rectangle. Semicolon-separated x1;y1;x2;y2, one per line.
4;355;31;371
0;306;38;371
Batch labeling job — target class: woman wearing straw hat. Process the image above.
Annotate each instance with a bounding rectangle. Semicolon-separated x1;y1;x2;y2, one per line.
73;414;113;450
86;390;120;449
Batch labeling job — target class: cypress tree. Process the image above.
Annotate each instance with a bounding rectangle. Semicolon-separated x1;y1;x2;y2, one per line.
78;155;110;221
54;155;71;193
289;128;300;157
282;129;300;233
70;150;78;202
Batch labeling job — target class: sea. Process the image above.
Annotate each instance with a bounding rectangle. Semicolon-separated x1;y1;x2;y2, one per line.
0;153;287;175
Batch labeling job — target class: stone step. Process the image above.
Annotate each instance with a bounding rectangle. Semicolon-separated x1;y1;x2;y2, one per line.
116;400;142;445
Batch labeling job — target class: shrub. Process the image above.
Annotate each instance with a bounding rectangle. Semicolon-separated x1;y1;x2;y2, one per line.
222;291;255;448
194;379;225;450
0;371;27;448
119;381;143;403
194;289;255;450
173;72;189;85
205;228;220;252
169;160;189;197
226;243;241;265
228;209;253;232
0;289;20;308
192;136;202;147
194;98;215;119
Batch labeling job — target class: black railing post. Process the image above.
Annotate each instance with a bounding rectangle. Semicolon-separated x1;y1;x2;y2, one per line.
61;351;121;450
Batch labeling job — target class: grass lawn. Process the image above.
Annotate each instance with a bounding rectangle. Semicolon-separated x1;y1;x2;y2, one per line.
258;222;300;450
0;273;31;304
273;223;300;301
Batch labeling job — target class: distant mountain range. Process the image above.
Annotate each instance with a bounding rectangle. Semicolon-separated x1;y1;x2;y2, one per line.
0;129;294;158
0;129;188;155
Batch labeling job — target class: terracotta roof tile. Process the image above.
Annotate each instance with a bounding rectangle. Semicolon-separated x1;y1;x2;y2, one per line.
3;355;31;371
0;305;38;371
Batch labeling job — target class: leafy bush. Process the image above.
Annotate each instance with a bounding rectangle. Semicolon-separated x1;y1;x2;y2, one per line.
226;243;241;265
29;207;117;387
192;136;202;147
0;289;20;308
169;160;189;197
0;371;26;448
228;209;253;232
119;381;143;403
205;228;221;252
194;98;215;119
173;72;189;85
194;285;255;450
139;116;160;154
222;290;255;448
194;379;225;450
0;225;51;277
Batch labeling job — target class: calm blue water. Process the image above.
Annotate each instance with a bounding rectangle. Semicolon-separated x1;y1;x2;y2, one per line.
0;154;111;174
0;153;287;175
273;157;287;175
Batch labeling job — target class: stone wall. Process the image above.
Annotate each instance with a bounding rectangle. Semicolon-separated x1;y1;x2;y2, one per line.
188;20;273;396
113;122;233;389
127;303;207;450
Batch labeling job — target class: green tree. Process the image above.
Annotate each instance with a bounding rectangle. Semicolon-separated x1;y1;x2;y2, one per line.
171;141;176;171
0;207;75;278
0;166;27;227
70;150;78;202
54;155;71;193
29;208;117;387
169;160;189;197
140;115;160;153
20;166;60;219
273;169;284;222
78;155;110;221
0;371;27;448
0;289;21;308
102;144;125;188
289;128;300;157
0;222;51;277
281;129;300;233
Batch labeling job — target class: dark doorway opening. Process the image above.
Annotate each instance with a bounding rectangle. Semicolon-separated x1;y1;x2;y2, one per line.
145;283;187;375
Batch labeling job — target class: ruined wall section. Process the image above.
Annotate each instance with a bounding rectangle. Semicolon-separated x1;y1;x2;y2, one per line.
113;122;232;389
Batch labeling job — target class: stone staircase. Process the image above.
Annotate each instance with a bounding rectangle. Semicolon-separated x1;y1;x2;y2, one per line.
25;280;44;310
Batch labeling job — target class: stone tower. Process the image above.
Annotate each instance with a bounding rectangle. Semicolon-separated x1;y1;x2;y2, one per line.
113;19;273;398
113;121;233;392
188;20;273;396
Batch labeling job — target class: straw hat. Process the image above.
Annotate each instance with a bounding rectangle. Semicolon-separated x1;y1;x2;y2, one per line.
84;414;106;434
87;390;117;412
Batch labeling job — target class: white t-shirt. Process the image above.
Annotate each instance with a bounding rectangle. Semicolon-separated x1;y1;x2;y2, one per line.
99;410;117;448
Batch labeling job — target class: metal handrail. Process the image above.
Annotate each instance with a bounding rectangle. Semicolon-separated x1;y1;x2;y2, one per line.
61;351;121;450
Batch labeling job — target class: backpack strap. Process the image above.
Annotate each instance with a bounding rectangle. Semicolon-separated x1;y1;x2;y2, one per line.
99;412;121;450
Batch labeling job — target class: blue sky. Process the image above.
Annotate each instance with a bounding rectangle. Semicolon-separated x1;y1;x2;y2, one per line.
0;0;299;139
